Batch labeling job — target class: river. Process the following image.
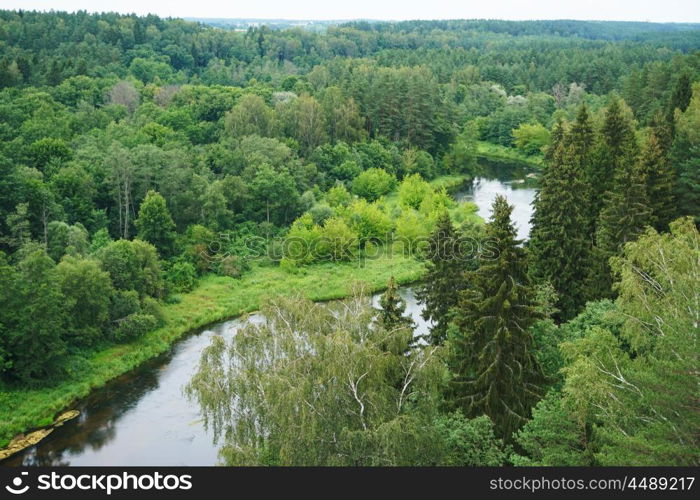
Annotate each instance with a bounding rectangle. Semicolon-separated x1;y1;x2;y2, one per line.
3;160;537;466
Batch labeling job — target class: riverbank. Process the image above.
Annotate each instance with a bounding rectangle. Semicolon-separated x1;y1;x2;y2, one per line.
0;173;477;451
477;141;543;168
0;253;426;449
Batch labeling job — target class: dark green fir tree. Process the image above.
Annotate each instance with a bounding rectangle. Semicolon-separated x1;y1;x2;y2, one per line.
416;212;470;345
641;124;676;231
448;195;543;439
378;275;413;331
529;112;592;320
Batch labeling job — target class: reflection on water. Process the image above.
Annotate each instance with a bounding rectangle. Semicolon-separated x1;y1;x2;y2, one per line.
3;159;537;466
3;292;426;466
455;159;538;241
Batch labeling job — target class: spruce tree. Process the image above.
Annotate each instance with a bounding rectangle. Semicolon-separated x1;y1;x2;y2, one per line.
377;276;414;362
586;98;634;221
670;84;700;223
589;154;650;300
668;73;692;116
641;125;676;231
378;276;413;332
416;213;470;345
448;196;543;439
585;98;650;300
566;104;596;240
529;112;591;320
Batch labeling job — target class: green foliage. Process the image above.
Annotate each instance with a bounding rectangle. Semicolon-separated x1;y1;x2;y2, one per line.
434;413;508;466
112;313;159;343
185;289;446;465
343;199;393;247
377;276;414;336
441;123;478;173
325;183;352;208
166;260;198;293
351;168;396;201
180;224;217;275
135;190;177;258
0;10;698;464
512;390;592;466
0;249;67;381
641;124;676;231
512;122;550;155
46;221;89;262
528;112;592;320
98;239;164;298
671;82;700;223
417;213;472;345
394;209;430;255
398;174;432;210
56;256;113;347
448;196;544;438
224;94;276;138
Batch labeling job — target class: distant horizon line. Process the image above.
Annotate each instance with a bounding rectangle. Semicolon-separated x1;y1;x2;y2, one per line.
185;17;699;24
2;9;700;24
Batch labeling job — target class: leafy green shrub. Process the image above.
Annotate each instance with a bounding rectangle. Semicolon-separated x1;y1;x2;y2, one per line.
351;168;396;201
513;122;551;155
398;173;432;209
317;217;358;261
325;183;352;207
167;261;198;292
113;313;158;342
342;199;393;247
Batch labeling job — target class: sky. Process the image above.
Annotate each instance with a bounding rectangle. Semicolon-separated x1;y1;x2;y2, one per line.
2;0;699;23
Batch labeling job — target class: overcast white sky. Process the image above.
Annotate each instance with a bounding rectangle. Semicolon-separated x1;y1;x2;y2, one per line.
2;0;700;22
2;0;699;23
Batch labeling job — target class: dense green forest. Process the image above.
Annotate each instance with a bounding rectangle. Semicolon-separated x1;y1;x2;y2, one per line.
0;11;698;465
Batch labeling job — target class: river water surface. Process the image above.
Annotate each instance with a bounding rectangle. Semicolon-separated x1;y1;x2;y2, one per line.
3;160;537;466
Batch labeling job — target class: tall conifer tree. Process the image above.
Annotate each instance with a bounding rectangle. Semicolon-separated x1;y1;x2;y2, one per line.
529;110;592;320
587;99;650;299
378;276;413;331
448;196;543;438
641;124;676;231
417;213;470;345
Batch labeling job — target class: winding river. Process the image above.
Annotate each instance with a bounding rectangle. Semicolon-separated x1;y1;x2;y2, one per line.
3;159;537;466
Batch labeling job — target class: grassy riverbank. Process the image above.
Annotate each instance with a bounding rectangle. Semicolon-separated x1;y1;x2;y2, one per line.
0;253;426;448
477;141;544;168
0;173;475;450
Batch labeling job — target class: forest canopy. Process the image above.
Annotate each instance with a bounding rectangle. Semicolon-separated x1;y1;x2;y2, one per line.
0;10;698;466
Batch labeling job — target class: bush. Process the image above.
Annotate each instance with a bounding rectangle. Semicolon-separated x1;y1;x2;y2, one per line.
325;183;353;207
285;213;322;264
141;296;165;327
98;239;164;298
167;261;197;292
308;203;334;224
215;254;249;278
180;224;217;275
351;168;396;201
512;122;550;155
419;187;454;218
342;199;393;247
394;210;430;255
112;313;158;342
398;174;432;209
317;217;358;261
109;290;141;323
